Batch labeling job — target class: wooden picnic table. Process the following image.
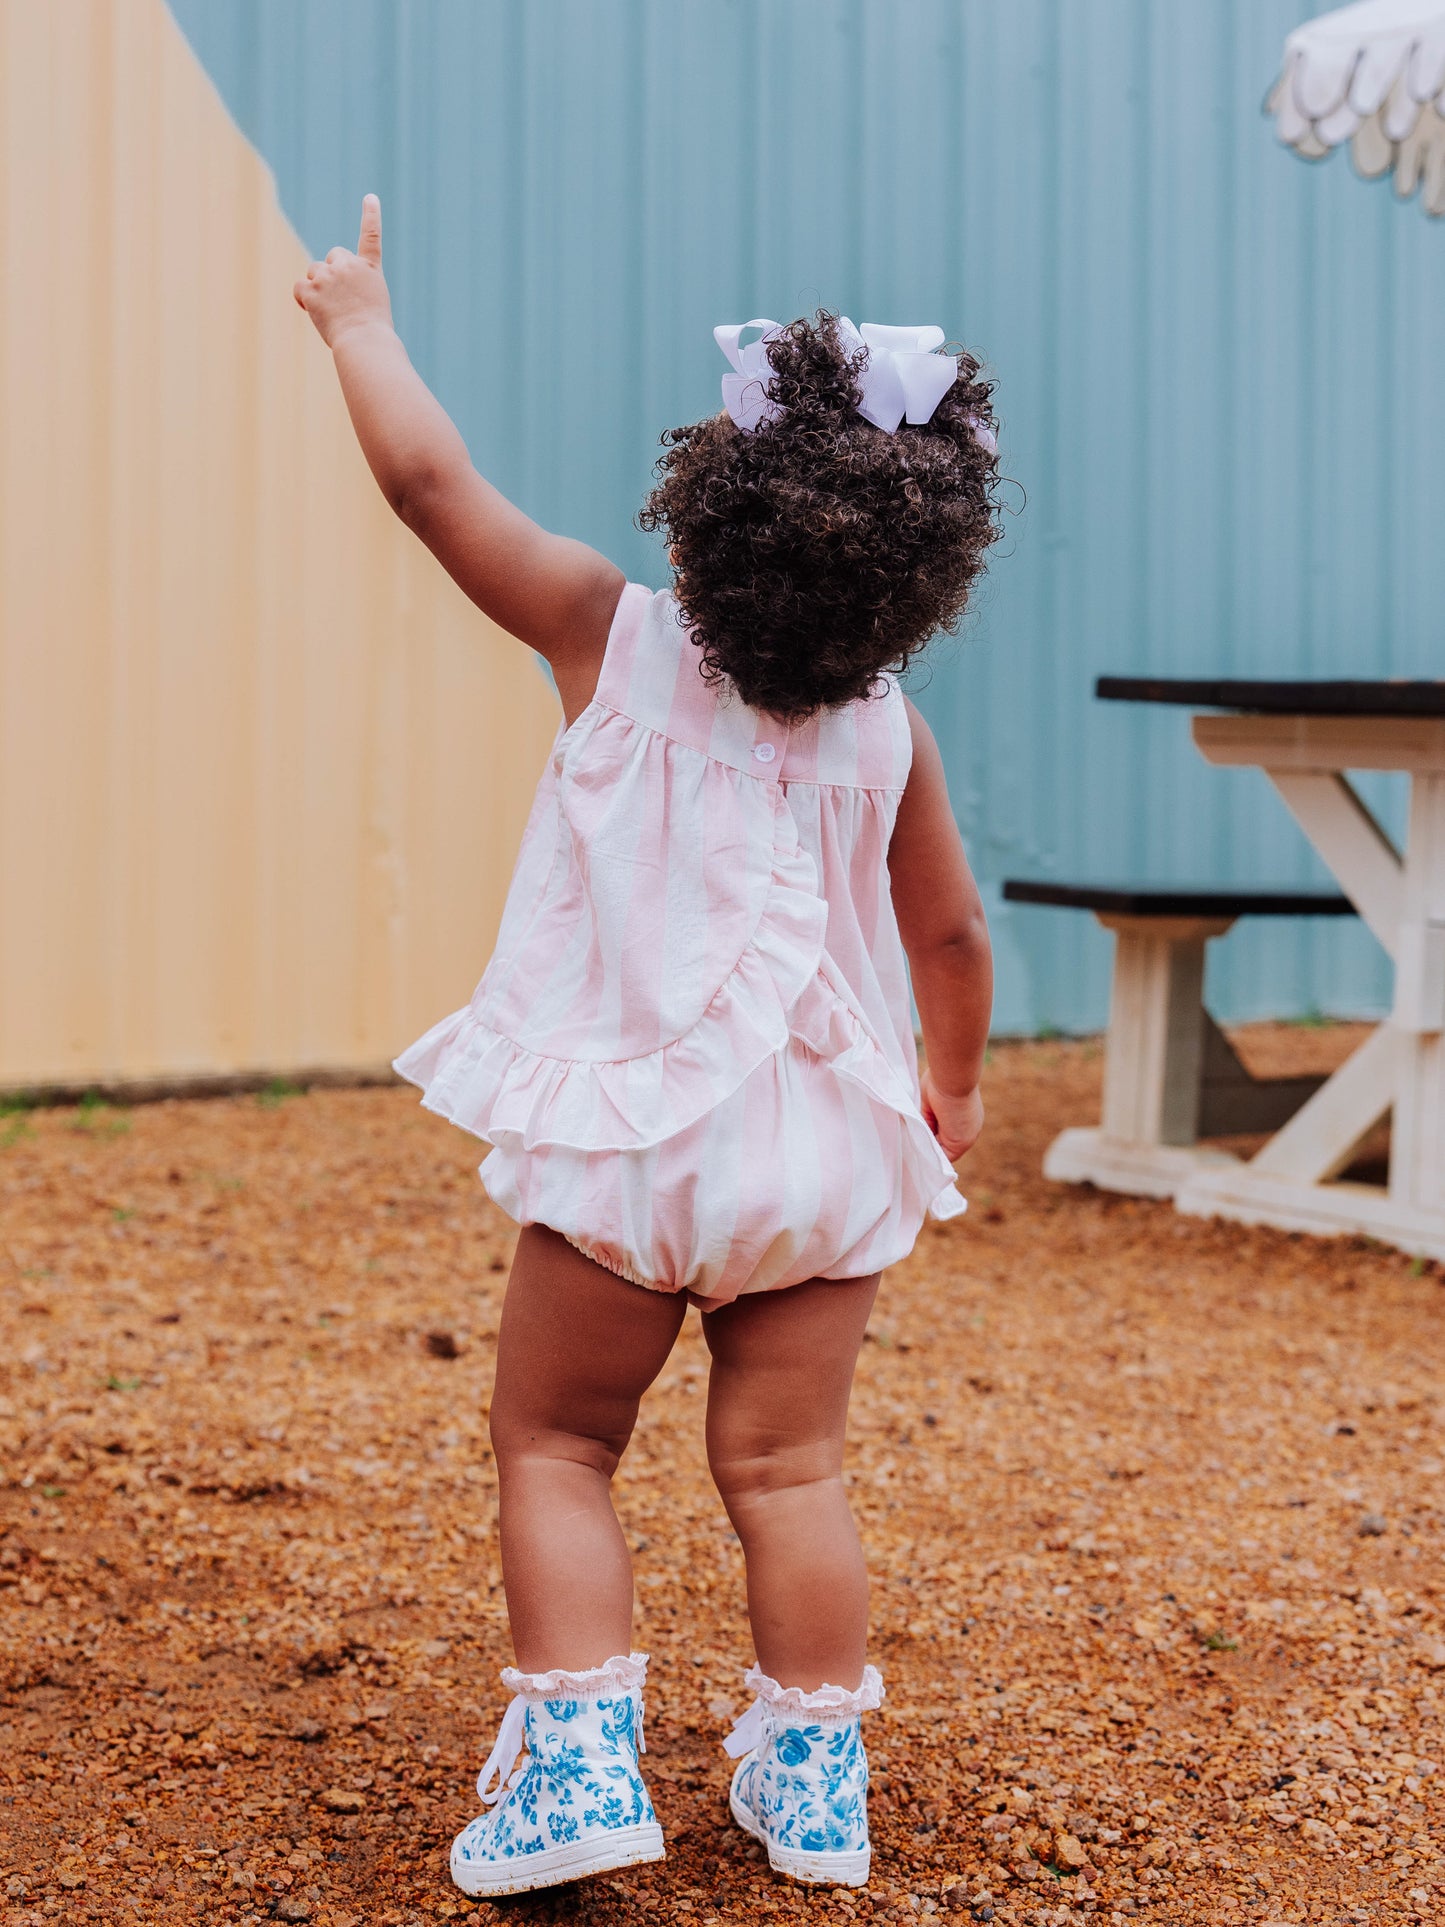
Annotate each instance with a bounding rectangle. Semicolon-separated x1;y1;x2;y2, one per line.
1098;676;1445;1262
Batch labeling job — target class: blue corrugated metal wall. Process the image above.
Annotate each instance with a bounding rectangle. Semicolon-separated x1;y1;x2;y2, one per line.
169;0;1445;1034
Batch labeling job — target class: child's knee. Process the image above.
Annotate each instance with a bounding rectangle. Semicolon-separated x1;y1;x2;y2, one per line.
708;1431;841;1507
489;1402;633;1481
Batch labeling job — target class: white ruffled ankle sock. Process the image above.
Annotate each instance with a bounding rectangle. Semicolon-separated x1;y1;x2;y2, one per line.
500;1651;650;1699
724;1663;884;1756
479;1652;651;1804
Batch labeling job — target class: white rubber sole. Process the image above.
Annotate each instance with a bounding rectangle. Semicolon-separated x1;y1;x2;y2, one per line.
450;1820;664;1896
728;1758;871;1888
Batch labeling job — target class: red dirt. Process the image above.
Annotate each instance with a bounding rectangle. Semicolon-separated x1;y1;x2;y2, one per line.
1;1026;1441;1926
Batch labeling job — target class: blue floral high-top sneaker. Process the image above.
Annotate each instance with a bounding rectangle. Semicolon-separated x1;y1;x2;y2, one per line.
450;1651;664;1896
724;1663;883;1887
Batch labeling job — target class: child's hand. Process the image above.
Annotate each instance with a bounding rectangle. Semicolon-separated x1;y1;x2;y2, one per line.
920;1068;984;1162
293;194;393;347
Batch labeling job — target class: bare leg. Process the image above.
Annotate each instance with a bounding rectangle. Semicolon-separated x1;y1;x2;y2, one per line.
489;1225;687;1671
703;1274;879;1690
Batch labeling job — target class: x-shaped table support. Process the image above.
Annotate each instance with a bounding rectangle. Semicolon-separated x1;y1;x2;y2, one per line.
1179;715;1445;1257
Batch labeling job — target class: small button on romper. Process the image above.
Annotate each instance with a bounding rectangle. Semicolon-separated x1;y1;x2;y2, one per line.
394;583;966;1309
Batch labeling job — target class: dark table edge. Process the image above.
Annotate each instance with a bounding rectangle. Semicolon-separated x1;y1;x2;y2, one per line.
1096;676;1445;719
1000;880;1357;918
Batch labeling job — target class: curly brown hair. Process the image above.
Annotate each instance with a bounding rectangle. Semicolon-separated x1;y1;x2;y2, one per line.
638;311;1001;720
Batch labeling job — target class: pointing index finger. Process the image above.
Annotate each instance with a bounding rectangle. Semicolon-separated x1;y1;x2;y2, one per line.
358;193;382;266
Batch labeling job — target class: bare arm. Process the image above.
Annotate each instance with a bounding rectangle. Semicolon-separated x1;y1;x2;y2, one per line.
889;699;993;1159
293;196;622;720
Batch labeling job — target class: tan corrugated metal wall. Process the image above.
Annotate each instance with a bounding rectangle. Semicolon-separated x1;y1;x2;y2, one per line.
0;0;559;1091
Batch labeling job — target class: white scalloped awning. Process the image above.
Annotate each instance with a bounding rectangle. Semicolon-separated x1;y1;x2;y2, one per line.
1268;0;1445;213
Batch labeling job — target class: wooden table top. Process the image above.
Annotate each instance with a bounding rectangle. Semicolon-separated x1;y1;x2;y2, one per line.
1001;879;1355;919
1097;676;1445;718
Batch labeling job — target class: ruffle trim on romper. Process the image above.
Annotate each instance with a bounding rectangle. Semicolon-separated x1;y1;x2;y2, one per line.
393;831;828;1156
787;960;968;1226
394;794;965;1226
396;941;964;1230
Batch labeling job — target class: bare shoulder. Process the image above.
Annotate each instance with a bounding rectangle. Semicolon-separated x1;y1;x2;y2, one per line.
546;551;628;725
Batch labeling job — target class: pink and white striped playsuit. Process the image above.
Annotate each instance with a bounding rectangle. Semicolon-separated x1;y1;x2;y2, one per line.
394;582;965;1309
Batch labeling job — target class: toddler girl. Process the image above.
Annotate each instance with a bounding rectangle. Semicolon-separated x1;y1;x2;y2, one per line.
295;196;996;1898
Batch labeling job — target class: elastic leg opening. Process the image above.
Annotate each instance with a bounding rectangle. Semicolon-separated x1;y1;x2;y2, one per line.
558;1230;674;1296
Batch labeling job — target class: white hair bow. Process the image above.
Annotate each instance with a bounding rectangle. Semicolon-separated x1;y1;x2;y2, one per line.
714;317;989;444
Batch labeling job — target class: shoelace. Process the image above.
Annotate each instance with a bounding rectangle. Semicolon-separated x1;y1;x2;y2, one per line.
723;1697;765;1760
475;1691;647;1805
476;1695;528;1806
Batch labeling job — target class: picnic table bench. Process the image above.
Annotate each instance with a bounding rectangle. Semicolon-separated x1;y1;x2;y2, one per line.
1005;676;1445;1262
1001;879;1356;1199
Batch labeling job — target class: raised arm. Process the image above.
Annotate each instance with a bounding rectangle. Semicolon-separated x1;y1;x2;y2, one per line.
293;196;622;720
888;699;994;1160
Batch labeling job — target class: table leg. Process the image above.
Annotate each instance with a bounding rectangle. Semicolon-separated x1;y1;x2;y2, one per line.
1043;915;1241;1199
1098;917;1215;1146
1176;765;1445;1260
1391;774;1445;1216
1266;771;1402;956
1248;1023;1399;1182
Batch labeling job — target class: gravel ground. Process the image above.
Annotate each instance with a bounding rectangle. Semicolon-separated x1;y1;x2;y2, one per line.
1;1027;1442;1927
